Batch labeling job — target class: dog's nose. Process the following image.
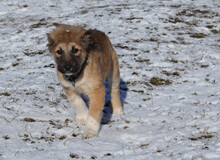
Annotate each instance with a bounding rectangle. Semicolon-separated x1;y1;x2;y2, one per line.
64;65;72;71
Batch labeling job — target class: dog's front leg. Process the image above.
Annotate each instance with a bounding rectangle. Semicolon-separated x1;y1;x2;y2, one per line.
63;88;88;125
82;86;105;139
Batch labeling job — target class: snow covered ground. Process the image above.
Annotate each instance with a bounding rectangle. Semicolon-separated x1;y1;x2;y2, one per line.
0;0;220;159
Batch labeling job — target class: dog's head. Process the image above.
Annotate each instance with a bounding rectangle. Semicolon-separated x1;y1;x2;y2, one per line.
47;24;95;80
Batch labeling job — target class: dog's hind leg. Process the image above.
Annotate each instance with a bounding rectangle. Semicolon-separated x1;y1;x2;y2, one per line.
63;88;88;125
109;50;124;115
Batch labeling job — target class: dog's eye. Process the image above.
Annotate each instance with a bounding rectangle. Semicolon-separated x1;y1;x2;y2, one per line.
72;46;79;54
56;48;63;55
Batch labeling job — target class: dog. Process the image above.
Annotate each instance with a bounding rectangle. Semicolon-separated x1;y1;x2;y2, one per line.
47;24;123;139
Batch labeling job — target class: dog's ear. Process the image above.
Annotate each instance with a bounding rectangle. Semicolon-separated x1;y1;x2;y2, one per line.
80;30;96;53
47;34;54;52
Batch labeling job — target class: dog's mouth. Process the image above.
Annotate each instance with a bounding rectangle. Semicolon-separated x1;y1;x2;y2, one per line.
64;72;74;76
63;72;78;82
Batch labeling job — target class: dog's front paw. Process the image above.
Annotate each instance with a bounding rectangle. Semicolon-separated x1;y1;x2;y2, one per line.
113;108;124;115
82;129;98;139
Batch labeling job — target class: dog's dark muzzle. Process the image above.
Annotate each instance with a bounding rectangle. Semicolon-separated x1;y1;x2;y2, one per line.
58;56;88;83
62;63;81;82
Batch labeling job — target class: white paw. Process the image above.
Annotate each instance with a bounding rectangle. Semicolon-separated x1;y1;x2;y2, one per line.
82;129;98;139
82;116;100;139
113;108;124;115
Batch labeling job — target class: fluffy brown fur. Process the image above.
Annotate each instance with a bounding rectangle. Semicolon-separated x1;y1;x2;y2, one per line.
47;24;123;139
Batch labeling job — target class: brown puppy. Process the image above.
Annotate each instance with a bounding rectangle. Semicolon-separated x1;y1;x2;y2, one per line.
47;24;123;139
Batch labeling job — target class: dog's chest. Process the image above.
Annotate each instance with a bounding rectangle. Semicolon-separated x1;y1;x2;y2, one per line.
74;78;94;93
60;77;91;94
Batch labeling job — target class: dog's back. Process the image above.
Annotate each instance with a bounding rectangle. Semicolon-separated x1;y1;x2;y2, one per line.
87;29;114;78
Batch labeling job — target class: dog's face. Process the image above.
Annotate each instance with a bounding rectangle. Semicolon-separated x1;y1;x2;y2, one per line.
53;42;85;76
47;26;95;80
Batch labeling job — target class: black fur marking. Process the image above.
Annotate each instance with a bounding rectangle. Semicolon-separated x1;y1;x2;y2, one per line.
80;30;97;53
